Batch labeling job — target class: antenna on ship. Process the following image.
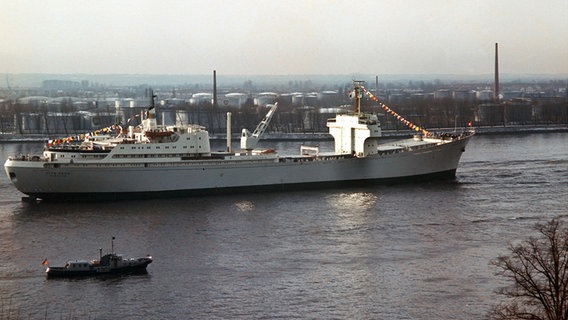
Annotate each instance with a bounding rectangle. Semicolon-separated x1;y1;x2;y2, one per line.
147;89;157;119
111;236;115;254
352;80;365;115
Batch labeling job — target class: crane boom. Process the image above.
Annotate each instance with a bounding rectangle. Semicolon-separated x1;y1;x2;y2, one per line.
240;103;278;150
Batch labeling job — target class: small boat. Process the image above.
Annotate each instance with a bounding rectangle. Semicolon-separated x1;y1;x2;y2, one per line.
45;239;152;278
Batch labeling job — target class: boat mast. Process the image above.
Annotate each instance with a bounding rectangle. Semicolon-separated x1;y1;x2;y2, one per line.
353;81;364;116
111;236;115;254
148;89;157;119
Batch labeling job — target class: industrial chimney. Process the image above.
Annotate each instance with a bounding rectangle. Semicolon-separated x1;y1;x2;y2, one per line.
213;70;218;107
375;75;379;98
494;43;499;102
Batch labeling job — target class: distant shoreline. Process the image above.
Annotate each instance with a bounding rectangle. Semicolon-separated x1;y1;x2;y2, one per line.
1;125;566;143
5;73;568;88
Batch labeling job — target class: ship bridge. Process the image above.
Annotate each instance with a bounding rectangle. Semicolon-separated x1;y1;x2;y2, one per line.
327;113;382;158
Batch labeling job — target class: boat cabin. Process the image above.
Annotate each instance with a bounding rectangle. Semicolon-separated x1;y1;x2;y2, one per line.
65;260;91;270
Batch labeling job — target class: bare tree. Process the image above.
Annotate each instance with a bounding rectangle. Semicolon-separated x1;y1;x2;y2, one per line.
490;219;568;320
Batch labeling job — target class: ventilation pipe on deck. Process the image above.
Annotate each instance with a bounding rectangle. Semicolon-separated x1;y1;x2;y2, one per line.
226;112;232;153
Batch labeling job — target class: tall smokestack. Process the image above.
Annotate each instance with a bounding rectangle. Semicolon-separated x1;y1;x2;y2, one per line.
213;70;218;107
375;75;379;98
494;43;499;102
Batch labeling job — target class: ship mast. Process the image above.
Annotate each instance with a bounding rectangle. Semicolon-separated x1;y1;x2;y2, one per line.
353;81;364;116
148;89;157;119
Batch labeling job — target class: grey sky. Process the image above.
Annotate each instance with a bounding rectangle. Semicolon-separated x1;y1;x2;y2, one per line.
2;0;567;75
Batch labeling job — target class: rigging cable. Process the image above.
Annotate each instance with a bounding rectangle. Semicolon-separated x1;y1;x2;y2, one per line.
360;85;431;136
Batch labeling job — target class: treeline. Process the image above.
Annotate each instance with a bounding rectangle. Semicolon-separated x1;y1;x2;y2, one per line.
0;96;566;135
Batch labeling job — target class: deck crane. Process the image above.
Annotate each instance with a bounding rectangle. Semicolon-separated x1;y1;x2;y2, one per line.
240;103;278;150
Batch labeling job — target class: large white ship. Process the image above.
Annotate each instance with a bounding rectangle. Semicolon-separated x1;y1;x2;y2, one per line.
4;83;474;202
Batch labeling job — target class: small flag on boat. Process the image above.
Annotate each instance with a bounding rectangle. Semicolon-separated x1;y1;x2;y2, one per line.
42;258;48;266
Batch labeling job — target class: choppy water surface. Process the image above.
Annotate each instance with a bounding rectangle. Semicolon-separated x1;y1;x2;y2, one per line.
1;133;567;319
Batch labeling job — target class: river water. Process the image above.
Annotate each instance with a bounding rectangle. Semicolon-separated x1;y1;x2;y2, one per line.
0;133;567;319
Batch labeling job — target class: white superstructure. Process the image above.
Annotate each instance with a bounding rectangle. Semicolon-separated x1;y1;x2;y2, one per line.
4;84;474;202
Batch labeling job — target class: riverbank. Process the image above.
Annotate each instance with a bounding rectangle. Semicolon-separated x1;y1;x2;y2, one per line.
1;124;567;142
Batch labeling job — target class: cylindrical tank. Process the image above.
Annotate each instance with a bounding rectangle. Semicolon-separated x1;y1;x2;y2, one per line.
278;93;293;105
254;92;278;107
317;91;339;107
224;93;247;108
304;93;317;106
291;93;304;106
20;113;41;132
159;111;176;126
190;93;213;106
476;90;494;101
452;90;475;101
434;89;451;100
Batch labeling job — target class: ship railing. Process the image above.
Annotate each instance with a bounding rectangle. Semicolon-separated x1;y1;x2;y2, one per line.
427;129;474;141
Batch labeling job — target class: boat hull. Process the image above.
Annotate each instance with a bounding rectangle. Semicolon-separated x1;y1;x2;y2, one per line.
21;169;458;202
5;135;471;202
46;261;152;278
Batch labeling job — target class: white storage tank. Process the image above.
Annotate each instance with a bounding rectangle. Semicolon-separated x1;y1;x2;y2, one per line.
452;90;475;101
224;93;247;108
434;89;451;100
190;93;213;106
254;92;278;106
317;90;338;106
476;90;493;101
304;93;318;106
291;93;304;106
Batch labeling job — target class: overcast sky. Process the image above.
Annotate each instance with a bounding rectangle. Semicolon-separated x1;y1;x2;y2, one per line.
2;0;567;75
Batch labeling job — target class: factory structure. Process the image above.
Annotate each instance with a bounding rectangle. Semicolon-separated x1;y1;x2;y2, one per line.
1;49;566;135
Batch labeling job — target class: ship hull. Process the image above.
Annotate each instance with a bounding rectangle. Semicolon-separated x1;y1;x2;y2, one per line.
46;261;152;278
5;136;471;202
26;169;457;202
